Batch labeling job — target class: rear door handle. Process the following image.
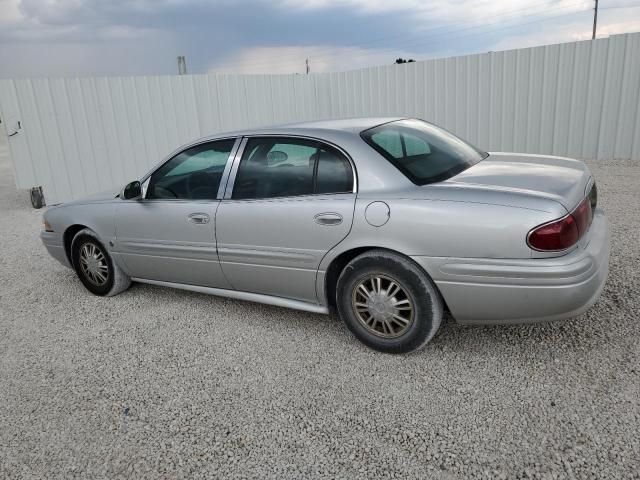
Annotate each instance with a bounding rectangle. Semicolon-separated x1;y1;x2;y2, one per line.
314;212;343;226
188;212;210;224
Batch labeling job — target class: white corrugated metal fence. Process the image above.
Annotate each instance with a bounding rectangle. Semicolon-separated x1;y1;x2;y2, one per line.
1;32;639;205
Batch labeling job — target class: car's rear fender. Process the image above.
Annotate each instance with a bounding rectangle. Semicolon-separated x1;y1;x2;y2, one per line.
315;196;563;305
413;210;610;324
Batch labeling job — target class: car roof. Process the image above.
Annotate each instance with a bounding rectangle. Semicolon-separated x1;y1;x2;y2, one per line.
199;117;405;141
278;117;404;133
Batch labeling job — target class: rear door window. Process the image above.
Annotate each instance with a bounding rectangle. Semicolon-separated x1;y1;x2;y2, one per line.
232;137;353;199
315;147;353;194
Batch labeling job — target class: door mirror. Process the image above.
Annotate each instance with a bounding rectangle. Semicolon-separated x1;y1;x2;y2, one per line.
121;180;142;200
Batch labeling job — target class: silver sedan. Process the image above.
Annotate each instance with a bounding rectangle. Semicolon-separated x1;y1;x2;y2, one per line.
41;118;610;353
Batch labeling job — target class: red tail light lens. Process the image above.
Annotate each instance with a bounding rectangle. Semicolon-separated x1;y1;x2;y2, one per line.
527;197;593;251
528;215;579;251
572;197;593;236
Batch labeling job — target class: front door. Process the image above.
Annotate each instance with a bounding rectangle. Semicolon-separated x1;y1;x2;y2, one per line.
114;138;237;288
216;136;356;303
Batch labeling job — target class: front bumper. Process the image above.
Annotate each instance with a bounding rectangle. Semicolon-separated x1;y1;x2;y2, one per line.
40;230;72;268
412;210;610;325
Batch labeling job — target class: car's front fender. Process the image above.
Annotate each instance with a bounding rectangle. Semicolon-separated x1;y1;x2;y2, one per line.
42;201;118;266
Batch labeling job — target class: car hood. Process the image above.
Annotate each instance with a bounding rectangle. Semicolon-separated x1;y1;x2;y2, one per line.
56;186;121;207
442;152;592;210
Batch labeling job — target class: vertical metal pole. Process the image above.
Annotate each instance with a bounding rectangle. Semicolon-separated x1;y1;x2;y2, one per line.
592;0;598;40
177;56;187;75
306;58;310;75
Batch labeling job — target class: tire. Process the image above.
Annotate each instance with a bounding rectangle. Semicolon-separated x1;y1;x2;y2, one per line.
336;249;443;354
71;229;131;296
30;187;44;209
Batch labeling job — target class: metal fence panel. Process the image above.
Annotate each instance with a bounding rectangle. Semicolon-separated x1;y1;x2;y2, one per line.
1;32;640;205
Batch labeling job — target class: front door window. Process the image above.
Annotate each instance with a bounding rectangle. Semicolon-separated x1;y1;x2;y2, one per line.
147;139;236;200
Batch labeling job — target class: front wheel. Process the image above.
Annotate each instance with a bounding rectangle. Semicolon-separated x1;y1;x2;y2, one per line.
71;229;131;296
336;250;443;354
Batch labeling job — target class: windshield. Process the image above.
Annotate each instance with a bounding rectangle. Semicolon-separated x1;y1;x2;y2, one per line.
361;119;488;185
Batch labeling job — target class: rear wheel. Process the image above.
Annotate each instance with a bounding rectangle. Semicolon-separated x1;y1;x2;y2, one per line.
71;229;131;296
336;249;443;353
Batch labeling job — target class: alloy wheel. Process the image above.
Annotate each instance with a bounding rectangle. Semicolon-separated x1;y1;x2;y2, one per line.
351;274;415;338
79;242;109;286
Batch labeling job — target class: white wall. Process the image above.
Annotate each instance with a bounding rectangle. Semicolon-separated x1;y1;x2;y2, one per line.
1;32;640;205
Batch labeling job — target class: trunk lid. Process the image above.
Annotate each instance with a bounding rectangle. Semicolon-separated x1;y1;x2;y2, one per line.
444;152;592;211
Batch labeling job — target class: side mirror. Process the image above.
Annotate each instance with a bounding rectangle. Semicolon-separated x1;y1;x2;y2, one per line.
121;180;142;200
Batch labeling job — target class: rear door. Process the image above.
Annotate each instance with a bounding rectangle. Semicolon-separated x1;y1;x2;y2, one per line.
215;136;356;303
115;138;238;288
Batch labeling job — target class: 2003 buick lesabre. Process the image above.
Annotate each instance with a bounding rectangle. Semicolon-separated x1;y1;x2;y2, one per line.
41;118;610;353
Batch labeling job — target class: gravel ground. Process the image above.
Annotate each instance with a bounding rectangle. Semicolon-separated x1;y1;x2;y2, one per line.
0;138;639;479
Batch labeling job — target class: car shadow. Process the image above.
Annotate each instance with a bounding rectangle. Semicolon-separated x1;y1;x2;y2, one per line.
112;279;618;358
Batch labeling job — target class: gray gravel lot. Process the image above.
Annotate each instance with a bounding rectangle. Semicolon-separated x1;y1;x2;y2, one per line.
0;139;639;479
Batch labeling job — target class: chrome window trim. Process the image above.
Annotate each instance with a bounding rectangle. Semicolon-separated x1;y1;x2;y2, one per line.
223;137;249;200
140;136;241;200
221;192;357;204
222;134;358;201
216;137;243;200
131;198;222;205
140;177;150;198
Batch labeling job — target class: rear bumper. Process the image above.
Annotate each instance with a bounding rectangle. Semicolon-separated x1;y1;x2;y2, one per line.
412;210;610;325
40;230;72;268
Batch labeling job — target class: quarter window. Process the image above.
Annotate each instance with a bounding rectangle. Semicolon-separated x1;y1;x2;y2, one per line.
147;139;235;200
232;138;353;200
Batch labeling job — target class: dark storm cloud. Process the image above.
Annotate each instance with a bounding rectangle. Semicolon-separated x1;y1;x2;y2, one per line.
2;0;431;75
0;0;625;78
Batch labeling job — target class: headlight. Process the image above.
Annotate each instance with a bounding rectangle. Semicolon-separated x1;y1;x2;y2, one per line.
43;218;54;232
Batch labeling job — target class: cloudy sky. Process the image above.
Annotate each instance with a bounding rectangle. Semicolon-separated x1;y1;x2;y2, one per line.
1;0;639;78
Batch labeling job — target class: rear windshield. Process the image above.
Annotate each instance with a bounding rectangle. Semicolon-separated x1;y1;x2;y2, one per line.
361;119;488;185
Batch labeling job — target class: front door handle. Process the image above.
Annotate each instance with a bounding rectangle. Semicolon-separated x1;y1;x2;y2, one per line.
188;212;210;224
314;212;343;226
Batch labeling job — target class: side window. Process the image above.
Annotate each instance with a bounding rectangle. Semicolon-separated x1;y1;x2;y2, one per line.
268;143;315;167
233;138;317;199
232;138;353;200
147;139;235;200
315;146;353;194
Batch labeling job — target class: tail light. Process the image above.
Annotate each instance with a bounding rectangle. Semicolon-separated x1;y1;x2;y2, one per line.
588;182;598;210
527;196;594;252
